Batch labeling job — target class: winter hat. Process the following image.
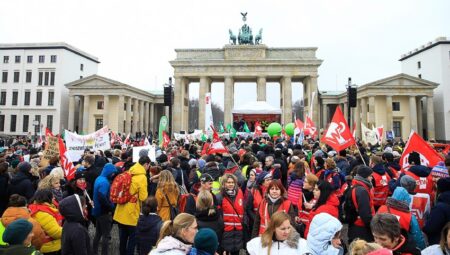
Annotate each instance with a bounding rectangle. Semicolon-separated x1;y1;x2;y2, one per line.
188;159;198;168
198;159;206;170
357;166;373;179
3;219;33;245
17;162;31;174
408;151;421;165
200;173;214;183
367;248;393;255
256;171;272;185
437;177;450;193
431;161;449;178
384;147;393;154
194;228;218;255
391;187;411;205
400;175;417;194
392;151;401;158
11;159;21;169
139;148;149;158
290;156;300;163
74;170;87;180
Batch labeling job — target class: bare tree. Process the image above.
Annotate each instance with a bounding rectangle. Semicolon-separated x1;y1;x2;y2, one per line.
188;99;224;131
211;102;224;127
292;99;304;121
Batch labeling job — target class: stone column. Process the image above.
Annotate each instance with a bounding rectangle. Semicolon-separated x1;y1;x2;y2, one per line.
150;103;155;132
281;76;292;124
173;77;187;132
426;96;435;140
133;98;139;134
144;102;149;134
361;97;367;128
368;96;375;127
309;76;320;129
68;96;75;131
125;97;132;134
139;100;144;132
322;104;328;128
199;76;211;130
355;99;361;138
224;76;234;126
82;95;90;133
257;76;266;101
103;95;109;127
386;96;393;132
117;95;124;133
409;96;418;132
343;102;348;122
417;97;423;136
303;77;311;118
78;96;83;133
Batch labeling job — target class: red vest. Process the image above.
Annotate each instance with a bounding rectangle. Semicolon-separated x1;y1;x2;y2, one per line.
352;180;375;227
222;189;244;232
297;196;316;225
258;199;291;235
372;171;391;207
377;205;412;232
405;171;434;201
251;188;264;213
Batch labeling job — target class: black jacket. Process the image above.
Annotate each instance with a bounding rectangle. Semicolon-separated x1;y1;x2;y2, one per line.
195;208;223;245
136;213;162;255
59;195;92;255
8;171;35;201
0;173;10;215
423;190;450;245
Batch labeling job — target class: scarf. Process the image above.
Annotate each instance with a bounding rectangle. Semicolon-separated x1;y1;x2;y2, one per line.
268;196;280;204
386;197;410;212
226;189;236;197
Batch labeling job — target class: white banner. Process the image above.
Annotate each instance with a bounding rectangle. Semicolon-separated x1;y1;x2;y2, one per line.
64;126;111;162
361;123;378;145
132;145;156;163
205;93;214;132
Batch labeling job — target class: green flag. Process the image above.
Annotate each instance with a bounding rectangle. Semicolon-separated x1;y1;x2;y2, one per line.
201;133;208;142
243;122;250;133
158;116;168;147
219;122;225;133
226;124;232;132
230;127;237;138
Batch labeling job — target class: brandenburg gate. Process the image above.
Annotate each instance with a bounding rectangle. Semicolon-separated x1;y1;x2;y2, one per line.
170;13;323;132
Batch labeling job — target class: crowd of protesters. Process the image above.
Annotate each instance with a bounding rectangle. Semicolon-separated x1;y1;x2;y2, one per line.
0;133;449;255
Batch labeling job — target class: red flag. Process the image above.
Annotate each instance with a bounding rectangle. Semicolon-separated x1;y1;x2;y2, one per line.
208;125;228;154
321;106;355;152
295;119;304;130
304;116;317;139
58;137;76;181
201;142;210;155
162;131;170;148
254;121;263;137
399;131;444;171
376;125;384;144
123;133;131;146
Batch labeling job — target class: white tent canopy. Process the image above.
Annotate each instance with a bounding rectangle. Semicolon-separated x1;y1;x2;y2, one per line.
232;101;282;114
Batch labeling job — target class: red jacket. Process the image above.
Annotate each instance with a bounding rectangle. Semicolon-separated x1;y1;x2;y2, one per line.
304;193;339;238
222;189;244;232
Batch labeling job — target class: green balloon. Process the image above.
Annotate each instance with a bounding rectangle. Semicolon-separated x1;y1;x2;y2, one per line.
267;122;282;137
285;123;295;136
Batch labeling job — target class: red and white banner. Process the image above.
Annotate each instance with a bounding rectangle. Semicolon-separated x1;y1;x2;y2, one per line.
321;106;355;152
207;125;228;155
254;121;263;137
162;131;171;148
58;137;76;181
304;116;317;139
399;131;444;170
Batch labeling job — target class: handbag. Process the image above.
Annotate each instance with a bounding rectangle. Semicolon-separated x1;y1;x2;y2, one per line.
164;192;179;221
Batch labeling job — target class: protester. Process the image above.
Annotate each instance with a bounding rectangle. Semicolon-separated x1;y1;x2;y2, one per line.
149;213;197;255
370;155;391;210
37;175;63;203
156;170;180;221
194;190;223;244
0;219;42;255
247;211;311;255
188;228;219;255
348;239;389;255
307;212;344;255
9;162;36;201
0;162;10;216
423;177;450;245
136;196;163;255
421;221;450;255
287;161;305;205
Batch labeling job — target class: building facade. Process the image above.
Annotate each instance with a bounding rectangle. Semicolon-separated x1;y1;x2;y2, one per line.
320;74;438;141
65;75;164;134
400;37;450;142
0;42;99;136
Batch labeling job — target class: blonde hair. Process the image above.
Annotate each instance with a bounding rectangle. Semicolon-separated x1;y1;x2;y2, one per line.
325;158;336;169
261;211;291;255
305;174;319;186
220;173;237;193
49;167;64;180
349;239;383;255
38;175;60;190
157;170;178;193
196;190;215;216
157;213;196;244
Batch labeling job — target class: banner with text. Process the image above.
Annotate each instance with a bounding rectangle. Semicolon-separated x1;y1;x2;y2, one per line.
64;126;110;162
41;136;60;166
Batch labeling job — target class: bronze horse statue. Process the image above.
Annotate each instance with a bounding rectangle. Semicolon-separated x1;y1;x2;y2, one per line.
229;29;237;45
255;28;263;45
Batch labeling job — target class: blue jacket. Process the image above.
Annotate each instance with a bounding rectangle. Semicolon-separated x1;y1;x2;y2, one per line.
92;163;117;217
391;187;426;250
423;190;450;245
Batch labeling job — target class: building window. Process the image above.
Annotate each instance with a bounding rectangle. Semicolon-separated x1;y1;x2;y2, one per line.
48;91;54;106
15;56;21;63
24;91;30;105
1;71;7;83
95;118;103;130
10;115;17;132
12;91;18;106
34;115;41;133
124;103;127;111
38;72;43;85
44;72;49;85
80;76;83;79
27;56;33;63
393;121;402;138
26;71;32;83
0;115;4;132
39;55;45;63
417;61;421;69
50;72;55;85
23;115;29;132
392;102;400;111
13;71;19;83
80;64;84;71
36;91;42;106
3;56;9;63
50;55;57;63
418;74;422;79
97;101;104;110
47;115;53;131
0;91;6;105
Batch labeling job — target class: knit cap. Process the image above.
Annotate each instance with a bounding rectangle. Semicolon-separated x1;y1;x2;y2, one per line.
198;159;206;170
17;161;31;173
357;166;373;179
188;158;198;168
194;228;218;255
400;175;416;194
3;219;33;245
256;171;272;185
431;161;449;178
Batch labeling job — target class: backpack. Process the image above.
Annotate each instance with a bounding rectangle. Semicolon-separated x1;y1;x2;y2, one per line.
110;171;132;204
179;193;196;213
339;184;358;224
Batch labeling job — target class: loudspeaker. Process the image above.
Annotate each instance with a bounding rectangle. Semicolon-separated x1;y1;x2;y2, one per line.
164;87;172;106
348;87;357;107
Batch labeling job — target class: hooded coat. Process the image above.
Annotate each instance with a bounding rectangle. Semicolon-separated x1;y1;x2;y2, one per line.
247;230;312;255
8;170;35;201
28;202;62;253
92;163;117;217
136;212;163;255
149;235;192;255
307;213;344;255
59;195;92;255
304;193;340;238
423;190;450;245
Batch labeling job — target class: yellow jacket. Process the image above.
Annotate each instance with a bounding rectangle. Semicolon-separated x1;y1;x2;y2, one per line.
30;203;62;253
156;184;179;221
113;162;148;226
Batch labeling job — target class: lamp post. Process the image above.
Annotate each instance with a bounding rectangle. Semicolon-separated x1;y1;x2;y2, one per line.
346;77;357;131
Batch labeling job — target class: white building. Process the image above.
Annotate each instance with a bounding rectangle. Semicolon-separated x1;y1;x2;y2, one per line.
0;42;99;136
400;37;450;142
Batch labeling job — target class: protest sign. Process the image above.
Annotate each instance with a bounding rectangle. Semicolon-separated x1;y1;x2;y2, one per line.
41;136;60;166
132;145;156;162
64;126;110;162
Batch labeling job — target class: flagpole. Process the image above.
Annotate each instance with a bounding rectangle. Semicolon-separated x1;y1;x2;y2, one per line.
356;146;367;166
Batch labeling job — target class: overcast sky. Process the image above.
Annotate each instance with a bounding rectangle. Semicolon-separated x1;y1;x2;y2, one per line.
2;0;449;109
